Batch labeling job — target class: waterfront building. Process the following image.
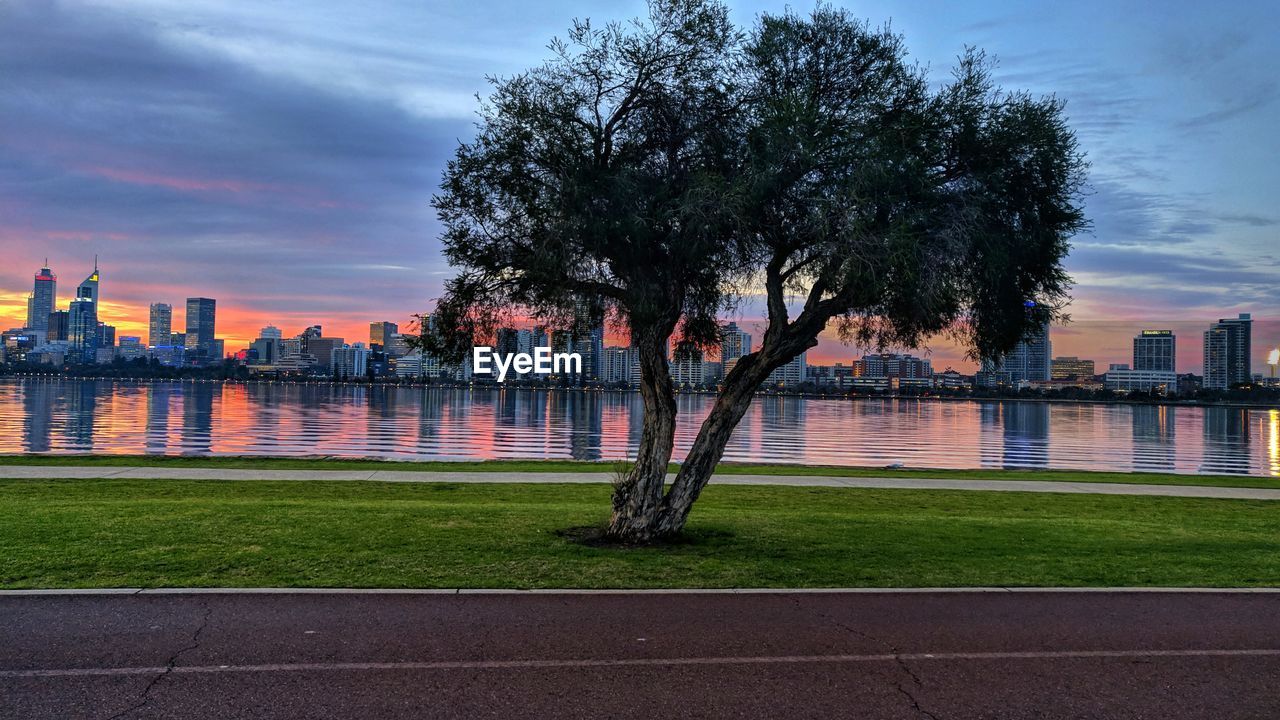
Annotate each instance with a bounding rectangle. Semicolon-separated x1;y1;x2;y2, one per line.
331;343;371;378
1050;356;1095;380
384;333;411;358
26;262;56;333
672;342;706;386
67;263;100;364
982;321;1051;384
117;336;145;361
1203;314;1252;389
150;344;186;367
1103;364;1178;393
720;322;752;372
184;298;217;361
767;352;807;386
47;310;69;342
1133;330;1175;373
147;303;172;348
98;323;115;350
603;345;639;385
857;353;932;379
2;329;39;363
369;321;398;350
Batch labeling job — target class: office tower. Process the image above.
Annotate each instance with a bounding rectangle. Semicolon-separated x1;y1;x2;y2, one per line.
148;303;172;347
308;336;344;372
1050;356;1096;380
603;346;639;385
259;325;283;340
184;298;217;359
46;311;69;342
27;262;56;333
984;321;1051;383
98;323;115;349
1133;330;1175;373
720;322;752;376
67;262;100;363
767;351;808;385
169;332;186;347
369;321;398;349
384;333;411;358
1203;314;1252;389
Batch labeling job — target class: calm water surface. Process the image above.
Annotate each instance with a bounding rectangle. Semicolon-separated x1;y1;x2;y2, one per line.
1;380;1278;476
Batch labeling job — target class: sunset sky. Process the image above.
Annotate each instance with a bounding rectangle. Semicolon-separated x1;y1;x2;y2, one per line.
1;0;1277;373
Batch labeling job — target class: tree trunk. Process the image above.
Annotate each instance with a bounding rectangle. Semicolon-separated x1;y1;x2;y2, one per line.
606;329;678;542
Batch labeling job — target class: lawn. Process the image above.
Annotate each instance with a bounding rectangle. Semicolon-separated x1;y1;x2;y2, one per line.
1;478;1277;589
1;454;1278;489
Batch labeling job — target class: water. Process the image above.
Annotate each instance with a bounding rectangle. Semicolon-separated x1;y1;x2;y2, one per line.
1;379;1277;476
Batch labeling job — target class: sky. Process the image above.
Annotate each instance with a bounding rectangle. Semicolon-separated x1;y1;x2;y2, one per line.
1;0;1278;374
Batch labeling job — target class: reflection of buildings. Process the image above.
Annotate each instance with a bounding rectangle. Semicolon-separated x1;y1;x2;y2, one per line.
146;383;174;453
1201;407;1251;474
180;383;216;454
979;402;1050;469
1130;405;1175;473
64;380;97;450
21;381;55;452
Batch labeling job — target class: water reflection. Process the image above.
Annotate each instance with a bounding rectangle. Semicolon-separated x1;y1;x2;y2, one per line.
0;379;1276;476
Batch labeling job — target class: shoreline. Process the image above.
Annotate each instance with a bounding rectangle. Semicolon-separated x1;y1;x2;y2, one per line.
3;375;1278;411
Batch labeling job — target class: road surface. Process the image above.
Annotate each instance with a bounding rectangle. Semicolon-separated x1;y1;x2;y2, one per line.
3;590;1279;719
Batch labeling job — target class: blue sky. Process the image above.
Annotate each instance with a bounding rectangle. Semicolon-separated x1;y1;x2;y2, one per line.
0;0;1276;370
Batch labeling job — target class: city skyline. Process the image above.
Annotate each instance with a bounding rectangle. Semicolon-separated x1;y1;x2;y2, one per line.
2;0;1278;372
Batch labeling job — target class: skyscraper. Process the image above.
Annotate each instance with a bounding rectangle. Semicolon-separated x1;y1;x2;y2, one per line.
184;298;216;360
1133;330;1175;373
369;321;398;349
720;322;752;375
984;321;1052;384
67;262;100;363
46;310;69;342
1203;314;1252;389
148;303;172;348
26;262;56;333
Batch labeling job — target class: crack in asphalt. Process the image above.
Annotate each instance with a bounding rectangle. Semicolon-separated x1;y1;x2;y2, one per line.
798;598;941;720
104;602;212;720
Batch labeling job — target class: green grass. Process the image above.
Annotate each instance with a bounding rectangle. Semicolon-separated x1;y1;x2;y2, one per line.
1;479;1277;589
1;453;1277;489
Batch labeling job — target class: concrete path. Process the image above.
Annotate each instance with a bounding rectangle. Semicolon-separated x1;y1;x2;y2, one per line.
1;464;1278;500
3;590;1279;719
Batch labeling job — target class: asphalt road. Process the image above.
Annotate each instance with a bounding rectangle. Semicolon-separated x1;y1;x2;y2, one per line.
3;590;1279;719
3;465;1278;499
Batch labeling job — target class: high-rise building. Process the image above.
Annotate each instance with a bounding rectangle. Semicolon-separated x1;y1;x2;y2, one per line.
331;343;371;378
984;321;1051;384
603;345;640;385
117;336;145;361
767;352;807;385
67;262;100;363
369;321;398;349
148;303;172;348
672;341;706;386
1133;330;1175;373
259;325;283;340
46;311;69;342
1203;314;1252;389
184;298;217;359
720;322;752;376
1050;356;1096;380
26;262;56;333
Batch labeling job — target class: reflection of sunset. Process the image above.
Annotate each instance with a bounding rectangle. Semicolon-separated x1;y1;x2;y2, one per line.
4;380;1277;476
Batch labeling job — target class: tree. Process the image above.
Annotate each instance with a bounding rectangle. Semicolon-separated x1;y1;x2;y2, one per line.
426;0;1086;542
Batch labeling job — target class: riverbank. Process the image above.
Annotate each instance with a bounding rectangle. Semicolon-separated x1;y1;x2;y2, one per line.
2;478;1277;589
2;455;1277;489
4;375;1279;410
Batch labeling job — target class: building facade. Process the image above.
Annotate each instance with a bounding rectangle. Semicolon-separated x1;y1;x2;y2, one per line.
184;297;217;361
1203;314;1252;389
1050;356;1095;380
1133;330;1175;373
148;303;172;348
27;263;56;334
